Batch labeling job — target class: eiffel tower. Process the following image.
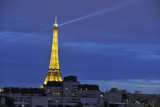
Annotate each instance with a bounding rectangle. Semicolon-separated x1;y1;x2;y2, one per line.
43;17;62;86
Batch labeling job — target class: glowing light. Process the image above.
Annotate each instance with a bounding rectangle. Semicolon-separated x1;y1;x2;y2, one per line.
0;88;4;92
100;95;103;98
59;0;138;26
49;23;59;69
43;17;62;85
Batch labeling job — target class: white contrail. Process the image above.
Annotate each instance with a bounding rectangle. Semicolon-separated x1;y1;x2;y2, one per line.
34;27;52;34
59;0;138;26
35;0;138;33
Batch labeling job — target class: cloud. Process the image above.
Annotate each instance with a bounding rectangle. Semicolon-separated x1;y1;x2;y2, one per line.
136;84;160;88
0;31;36;41
63;42;160;60
81;79;160;94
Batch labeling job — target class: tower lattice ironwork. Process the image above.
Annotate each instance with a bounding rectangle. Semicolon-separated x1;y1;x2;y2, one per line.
43;17;62;85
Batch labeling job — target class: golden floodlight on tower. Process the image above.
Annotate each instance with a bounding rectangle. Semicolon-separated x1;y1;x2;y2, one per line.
42;16;62;87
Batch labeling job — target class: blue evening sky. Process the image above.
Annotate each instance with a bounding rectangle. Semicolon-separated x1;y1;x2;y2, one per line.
0;0;160;94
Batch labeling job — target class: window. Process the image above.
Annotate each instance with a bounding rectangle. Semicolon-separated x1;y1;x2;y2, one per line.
100;95;103;98
0;88;4;92
56;93;60;95
48;97;51;101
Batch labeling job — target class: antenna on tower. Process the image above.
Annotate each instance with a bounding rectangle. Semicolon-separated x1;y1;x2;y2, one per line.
55;16;57;24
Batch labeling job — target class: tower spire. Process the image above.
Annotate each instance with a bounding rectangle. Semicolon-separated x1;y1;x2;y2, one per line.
55;16;57;24
43;17;62;86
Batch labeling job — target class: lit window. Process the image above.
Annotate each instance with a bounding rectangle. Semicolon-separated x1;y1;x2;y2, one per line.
48;97;51;101
85;88;87;90
100;95;103;98
56;93;60;95
0;88;4;92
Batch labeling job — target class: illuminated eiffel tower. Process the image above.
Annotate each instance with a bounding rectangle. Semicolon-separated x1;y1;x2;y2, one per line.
43;17;62;86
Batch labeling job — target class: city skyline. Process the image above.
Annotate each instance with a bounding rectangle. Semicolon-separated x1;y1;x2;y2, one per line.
0;0;160;94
